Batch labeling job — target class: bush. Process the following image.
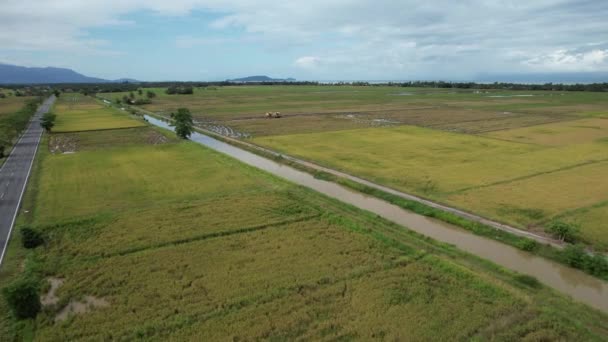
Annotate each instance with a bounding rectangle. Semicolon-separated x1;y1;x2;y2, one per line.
40;112;57;132
562;244;587;268
20;226;44;249
517;238;538;251
586;253;608;277
133;98;151;105
545;220;579;242
2;278;41;319
166;85;194;95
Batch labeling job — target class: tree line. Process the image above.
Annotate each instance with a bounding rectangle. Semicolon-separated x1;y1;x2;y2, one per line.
0;98;43;158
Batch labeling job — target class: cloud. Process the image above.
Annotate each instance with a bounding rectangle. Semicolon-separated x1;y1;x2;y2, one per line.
1;1;607;78
294;56;321;69
524;48;608;72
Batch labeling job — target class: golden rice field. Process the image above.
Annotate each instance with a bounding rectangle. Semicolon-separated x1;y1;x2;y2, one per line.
484;117;608;146
254;118;608;250
1;102;606;340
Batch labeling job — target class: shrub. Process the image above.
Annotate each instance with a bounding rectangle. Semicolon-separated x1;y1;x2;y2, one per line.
2;278;41;319
545;220;579;242
20;226;44;249
40;112;57;132
586;253;608;277
562;244;587;268
133;98;151;105
517;238;538;251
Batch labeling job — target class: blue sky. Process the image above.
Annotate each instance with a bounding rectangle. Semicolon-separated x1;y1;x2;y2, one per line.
1;1;607;81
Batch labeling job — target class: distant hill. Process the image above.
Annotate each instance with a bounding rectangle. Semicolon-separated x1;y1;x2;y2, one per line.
228;75;296;82
0;63;138;84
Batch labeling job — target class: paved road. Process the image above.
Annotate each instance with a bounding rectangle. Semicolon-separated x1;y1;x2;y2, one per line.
0;95;55;266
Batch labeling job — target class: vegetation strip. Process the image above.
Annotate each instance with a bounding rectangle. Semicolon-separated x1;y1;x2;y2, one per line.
449;158;608;194
107;214;321;258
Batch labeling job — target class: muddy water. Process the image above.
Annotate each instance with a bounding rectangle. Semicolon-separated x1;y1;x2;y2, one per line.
145;115;608;313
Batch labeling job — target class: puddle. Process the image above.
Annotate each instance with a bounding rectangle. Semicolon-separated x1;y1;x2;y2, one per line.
145;114;608;313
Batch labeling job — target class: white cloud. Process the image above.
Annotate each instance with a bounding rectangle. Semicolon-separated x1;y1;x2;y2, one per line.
294;56;321;69
1;1;607;78
524;49;608;72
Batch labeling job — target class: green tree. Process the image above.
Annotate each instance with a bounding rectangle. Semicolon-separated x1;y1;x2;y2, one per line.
40;112;57;132
53;90;61;97
2;278;41;319
137;89;143;95
545;220;579;242
171;108;193;139
146;90;156;99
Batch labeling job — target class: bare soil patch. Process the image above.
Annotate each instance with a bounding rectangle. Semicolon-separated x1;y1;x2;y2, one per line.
49;127;172;153
40;277;110;322
55;296;110;322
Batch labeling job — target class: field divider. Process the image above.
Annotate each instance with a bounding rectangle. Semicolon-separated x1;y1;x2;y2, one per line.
448;158;608;195
52;125;147;135
105;213;322;258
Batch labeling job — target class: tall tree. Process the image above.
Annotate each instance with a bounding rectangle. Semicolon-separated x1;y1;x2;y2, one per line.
40;113;57;132
171;108;193;139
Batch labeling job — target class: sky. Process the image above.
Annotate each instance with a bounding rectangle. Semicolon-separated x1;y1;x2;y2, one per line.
1;0;607;81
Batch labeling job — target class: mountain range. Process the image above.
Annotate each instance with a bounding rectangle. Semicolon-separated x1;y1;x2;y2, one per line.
0;63;137;84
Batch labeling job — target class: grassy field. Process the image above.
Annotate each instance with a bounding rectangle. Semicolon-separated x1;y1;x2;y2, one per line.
53;94;145;132
100;86;608;137
1;98;607;340
0;96;34;117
